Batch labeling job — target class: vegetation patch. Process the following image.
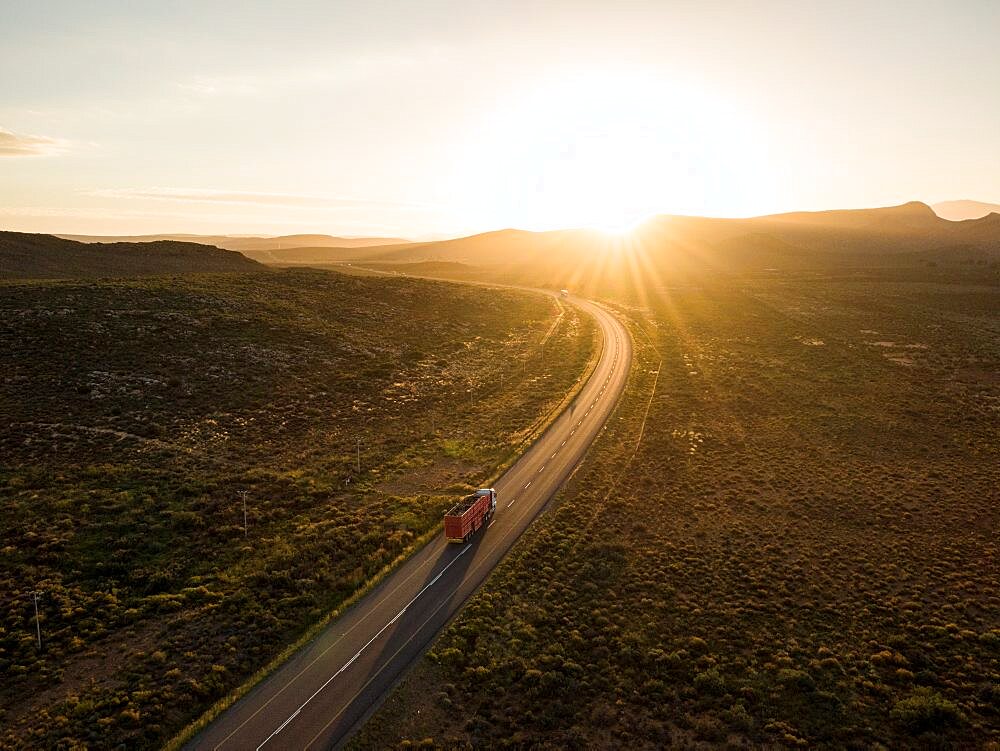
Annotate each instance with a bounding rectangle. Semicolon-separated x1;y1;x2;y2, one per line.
0;268;596;749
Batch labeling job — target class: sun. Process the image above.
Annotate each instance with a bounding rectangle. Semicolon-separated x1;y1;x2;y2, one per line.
593;215;649;237
450;67;765;233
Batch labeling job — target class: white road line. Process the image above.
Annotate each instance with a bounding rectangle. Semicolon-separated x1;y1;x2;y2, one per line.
538;466;545;473
254;544;472;750
212;538;448;748
218;298;629;751
271;709;300;737
524;480;532;488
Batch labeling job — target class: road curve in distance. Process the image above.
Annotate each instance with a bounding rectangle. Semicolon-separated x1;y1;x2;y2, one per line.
188;292;632;751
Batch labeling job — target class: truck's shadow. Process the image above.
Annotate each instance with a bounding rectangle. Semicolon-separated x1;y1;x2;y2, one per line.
328;531;485;748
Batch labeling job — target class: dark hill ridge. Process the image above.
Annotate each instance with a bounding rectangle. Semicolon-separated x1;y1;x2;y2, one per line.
639;201;999;256
0;232;264;280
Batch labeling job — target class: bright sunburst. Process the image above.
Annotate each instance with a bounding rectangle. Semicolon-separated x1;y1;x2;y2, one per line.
451;68;765;234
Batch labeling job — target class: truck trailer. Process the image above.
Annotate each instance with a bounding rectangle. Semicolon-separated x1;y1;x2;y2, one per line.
444;488;497;543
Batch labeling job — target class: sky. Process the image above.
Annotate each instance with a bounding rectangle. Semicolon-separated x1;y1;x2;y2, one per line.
1;0;998;238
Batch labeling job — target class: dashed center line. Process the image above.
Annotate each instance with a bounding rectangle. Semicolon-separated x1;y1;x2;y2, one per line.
254;543;472;749
218;301;630;751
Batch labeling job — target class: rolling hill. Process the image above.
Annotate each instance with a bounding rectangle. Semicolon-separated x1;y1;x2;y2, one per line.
0;232;264;280
296;202;1000;294
353;201;1000;265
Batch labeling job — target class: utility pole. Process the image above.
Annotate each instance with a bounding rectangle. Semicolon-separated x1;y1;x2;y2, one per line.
238;490;249;537
32;591;42;651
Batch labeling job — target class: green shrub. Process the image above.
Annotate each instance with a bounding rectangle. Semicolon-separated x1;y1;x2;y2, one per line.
694;668;726;696
776;668;816;692
890;689;964;733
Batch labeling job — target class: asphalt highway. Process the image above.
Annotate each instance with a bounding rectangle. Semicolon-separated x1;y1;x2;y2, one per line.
189;293;632;751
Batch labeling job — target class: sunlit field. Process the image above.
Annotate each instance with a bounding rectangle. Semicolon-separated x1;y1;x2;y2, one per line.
354;267;999;749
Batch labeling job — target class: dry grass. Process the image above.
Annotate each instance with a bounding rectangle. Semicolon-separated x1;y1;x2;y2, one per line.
354;271;1000;749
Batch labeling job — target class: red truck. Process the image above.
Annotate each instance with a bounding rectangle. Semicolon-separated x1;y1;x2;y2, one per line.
444;488;497;543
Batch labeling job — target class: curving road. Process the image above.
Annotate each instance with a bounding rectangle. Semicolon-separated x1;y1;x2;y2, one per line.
189;293;632;751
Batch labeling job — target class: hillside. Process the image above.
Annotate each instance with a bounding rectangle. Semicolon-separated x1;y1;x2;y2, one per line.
719;201;1000;255
0;232;263;279
57;232;410;252
0;269;596;750
356;267;1000;750
355;202;1000;269
310;202;999;300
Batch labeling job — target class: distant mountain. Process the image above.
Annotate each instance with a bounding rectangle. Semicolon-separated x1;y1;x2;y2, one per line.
346;202;999;265
302;201;1000;296
57;233;410;252
0;232;264;280
34;201;1000;287
642;201;958;255
752;200;940;228
932;200;1000;222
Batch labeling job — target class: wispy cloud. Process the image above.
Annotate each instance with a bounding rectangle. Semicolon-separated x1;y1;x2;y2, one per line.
0;126;68;156
87;187;432;212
